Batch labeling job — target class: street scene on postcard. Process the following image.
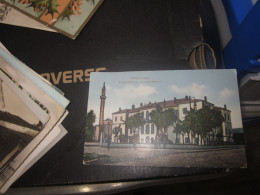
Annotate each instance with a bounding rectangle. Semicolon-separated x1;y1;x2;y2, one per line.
83;70;246;168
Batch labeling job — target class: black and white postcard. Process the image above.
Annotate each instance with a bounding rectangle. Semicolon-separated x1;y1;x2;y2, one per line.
0;43;69;193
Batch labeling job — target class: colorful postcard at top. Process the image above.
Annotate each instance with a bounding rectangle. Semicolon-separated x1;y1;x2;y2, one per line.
0;0;103;39
0;2;56;32
83;70;246;169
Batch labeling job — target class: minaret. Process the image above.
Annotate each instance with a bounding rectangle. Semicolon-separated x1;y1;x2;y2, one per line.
99;82;106;126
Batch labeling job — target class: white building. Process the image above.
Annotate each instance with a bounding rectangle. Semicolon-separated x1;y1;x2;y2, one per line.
111;96;232;145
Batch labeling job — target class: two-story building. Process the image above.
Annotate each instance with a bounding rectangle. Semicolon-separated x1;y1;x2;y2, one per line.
111;96;232;145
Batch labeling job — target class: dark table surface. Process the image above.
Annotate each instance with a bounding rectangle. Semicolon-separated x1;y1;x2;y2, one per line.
1;0;260;194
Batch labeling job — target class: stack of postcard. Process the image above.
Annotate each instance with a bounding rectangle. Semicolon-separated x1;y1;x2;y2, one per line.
0;0;103;39
0;43;69;193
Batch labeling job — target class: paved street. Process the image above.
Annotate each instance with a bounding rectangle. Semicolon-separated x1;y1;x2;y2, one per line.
83;144;246;168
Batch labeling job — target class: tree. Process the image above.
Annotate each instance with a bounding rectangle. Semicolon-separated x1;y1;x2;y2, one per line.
113;125;122;143
191;106;224;145
150;105;179;148
210;108;225;144
183;108;198;144
85;110;96;142
125;113;143;148
173;119;188;144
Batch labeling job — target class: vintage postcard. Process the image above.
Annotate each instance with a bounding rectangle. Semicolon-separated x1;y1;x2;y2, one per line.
0;2;56;32
0;68;49;171
83;70;246;169
0;44;69;193
0;0;103;39
0;44;69;108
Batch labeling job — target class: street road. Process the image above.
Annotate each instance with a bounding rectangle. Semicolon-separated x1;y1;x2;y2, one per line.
83;145;246;168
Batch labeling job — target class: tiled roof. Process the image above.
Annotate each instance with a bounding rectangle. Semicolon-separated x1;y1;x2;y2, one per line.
112;97;204;114
113;109;131;114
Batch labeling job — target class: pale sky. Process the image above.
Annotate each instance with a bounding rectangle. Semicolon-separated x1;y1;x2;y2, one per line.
87;70;243;128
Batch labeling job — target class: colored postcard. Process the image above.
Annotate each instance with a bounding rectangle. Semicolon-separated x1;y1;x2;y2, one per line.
83;70;246;169
0;0;103;39
0;2;56;32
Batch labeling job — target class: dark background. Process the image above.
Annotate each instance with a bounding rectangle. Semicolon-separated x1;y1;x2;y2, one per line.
1;0;259;194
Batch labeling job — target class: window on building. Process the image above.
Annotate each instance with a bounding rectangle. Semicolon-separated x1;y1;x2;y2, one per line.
130;129;132;134
141;125;144;134
120;116;123;121
183;108;188;115
151;124;154;134
227;114;230;120
146;124;150;134
185;137;189;144
125;129;128;135
142;112;144;119
115;116;117;122
145;136;150;144
146;111;149;121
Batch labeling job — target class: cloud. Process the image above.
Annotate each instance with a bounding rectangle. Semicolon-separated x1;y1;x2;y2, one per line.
169;83;209;99
219;88;235;101
112;85;158;100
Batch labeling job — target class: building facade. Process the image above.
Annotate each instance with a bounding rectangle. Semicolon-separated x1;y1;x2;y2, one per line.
111;96;232;145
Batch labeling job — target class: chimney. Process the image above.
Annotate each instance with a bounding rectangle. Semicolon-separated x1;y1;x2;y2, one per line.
224;104;227;110
132;105;135;109
140;103;143;107
174;97;177;103
164;99;166;107
204;96;207;102
119;107;121;111
185;96;188;101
